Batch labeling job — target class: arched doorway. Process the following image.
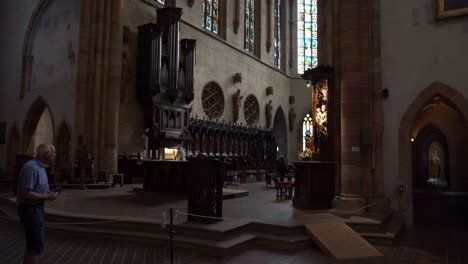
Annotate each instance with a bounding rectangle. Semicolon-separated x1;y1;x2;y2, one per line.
272;107;287;158
412;124;450;223
56;122;71;183
23;97;54;156
400;82;468;225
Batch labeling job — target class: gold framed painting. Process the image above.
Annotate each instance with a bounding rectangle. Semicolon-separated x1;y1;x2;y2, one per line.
436;0;468;19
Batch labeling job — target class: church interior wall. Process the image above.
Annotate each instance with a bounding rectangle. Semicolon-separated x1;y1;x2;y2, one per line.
380;0;468;197
0;0;79;172
0;1;37;171
119;0;304;159
289;79;314;161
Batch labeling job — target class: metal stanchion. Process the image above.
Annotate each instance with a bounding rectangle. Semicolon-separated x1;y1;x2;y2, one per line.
169;208;174;264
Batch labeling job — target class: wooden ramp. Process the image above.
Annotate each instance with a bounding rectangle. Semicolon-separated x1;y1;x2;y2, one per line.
305;222;382;260
222;188;249;199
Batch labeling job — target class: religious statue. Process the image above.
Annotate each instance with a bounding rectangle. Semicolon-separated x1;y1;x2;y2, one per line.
429;148;441;179
232;89;243;122
265;100;273;129
315;104;327;127
313;124;328;153
288;107;296;132
176;147;187;161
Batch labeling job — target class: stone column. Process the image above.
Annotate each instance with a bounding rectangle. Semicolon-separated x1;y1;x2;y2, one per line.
75;0;123;173
334;0;377;210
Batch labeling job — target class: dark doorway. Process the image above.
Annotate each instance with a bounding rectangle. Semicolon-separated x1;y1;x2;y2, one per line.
413;124;468;224
272;107;287;159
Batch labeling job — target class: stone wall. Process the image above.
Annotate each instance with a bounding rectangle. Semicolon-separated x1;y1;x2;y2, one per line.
119;0;310;161
0;0;80;171
381;0;468;197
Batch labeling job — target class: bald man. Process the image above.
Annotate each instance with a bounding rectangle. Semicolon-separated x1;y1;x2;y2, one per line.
16;144;58;264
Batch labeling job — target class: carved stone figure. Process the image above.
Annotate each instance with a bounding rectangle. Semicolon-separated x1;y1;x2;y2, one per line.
429;146;443;179
265;100;273;129
232;89;243;122
288;107;296;131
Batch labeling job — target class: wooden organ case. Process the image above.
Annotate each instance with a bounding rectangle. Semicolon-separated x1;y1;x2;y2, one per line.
136;8;196;193
137;7;195;154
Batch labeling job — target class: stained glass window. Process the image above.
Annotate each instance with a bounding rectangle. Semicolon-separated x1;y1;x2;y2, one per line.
244;0;255;52
297;0;318;74
303;114;313;151
157;0;165;4
274;0;282;68
202;0;219;34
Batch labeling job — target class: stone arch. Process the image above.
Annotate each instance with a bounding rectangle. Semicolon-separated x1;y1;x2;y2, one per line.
19;0;49;98
6;126;21;178
22;96;55;154
272;106;288;158
399;82;468;225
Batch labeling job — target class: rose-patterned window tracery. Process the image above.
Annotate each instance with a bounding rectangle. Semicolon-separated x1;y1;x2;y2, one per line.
243;94;259;125
202;82;224;119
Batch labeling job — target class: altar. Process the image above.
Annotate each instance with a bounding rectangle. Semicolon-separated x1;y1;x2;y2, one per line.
293;161;335;210
142;159;191;193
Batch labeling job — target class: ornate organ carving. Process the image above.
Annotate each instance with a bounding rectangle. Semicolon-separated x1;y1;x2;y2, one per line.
137;8;196;155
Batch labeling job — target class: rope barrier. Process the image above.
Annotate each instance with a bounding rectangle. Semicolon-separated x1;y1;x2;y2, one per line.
0;206;185;226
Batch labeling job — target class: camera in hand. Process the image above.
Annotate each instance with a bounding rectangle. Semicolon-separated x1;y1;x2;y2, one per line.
49;184;62;194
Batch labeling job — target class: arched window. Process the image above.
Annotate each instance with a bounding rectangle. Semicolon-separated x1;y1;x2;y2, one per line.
244;0;256;53
302;113;313;150
274;0;283;68
297;0;318;74
202;0;219;34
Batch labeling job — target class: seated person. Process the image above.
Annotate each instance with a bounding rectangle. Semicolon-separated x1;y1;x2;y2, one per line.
271;156;288;183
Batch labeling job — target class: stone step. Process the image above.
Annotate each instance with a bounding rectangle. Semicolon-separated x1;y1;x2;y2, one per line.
337;210;404;246
360;216;405;246
0;198;310;255
342;210;393;233
19;215;310;257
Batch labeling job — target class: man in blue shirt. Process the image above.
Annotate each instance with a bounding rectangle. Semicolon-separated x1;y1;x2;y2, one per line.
16;144;59;264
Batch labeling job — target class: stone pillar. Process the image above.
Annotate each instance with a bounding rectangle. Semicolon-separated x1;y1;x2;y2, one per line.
334;0;379;210
75;0;123;173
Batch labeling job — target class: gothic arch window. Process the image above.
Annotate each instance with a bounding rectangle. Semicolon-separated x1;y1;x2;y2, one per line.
202;0;219;34
302;113;313;150
274;0;284;68
201;82;225;119
297;0;318;74
244;95;259;125
244;0;257;53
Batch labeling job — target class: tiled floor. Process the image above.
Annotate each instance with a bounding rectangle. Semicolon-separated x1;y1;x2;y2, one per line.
1;221;466;264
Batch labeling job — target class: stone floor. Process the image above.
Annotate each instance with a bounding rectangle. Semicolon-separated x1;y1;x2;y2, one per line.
11;182;345;226
1;181;468;263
